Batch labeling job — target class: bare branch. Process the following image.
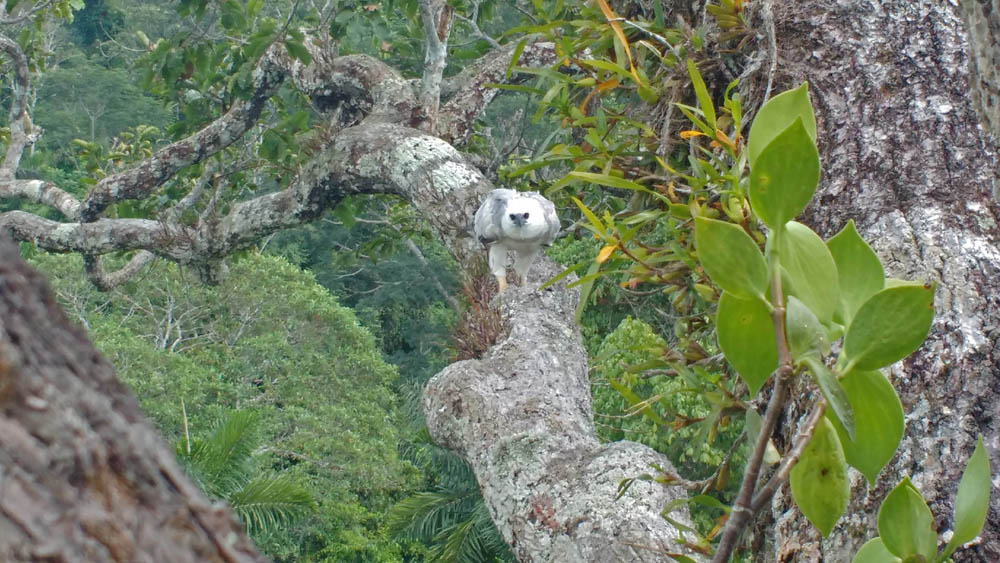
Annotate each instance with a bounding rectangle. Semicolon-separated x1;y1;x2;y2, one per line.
0;0;56;26
751;401;827;514
83;252;157;291
437;40;557;144
418;0;454;128
0;179;82;219
0;35;39;177
79;45;289;221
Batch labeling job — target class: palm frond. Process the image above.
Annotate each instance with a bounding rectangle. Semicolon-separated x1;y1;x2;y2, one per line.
227;474;316;535
176;410;260;496
387;489;479;541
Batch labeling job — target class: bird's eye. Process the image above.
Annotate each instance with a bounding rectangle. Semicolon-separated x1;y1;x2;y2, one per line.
523;213;529;219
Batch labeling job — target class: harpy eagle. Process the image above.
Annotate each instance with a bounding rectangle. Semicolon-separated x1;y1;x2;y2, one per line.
473;188;560;292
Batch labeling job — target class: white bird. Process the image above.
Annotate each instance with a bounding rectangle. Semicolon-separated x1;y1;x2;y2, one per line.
473;188;560;292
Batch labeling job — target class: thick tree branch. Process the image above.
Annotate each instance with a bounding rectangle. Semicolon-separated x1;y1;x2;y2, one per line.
79;46;288;221
437;40;558;144
423;259;695;562
0;35;38;177
0;179;82;219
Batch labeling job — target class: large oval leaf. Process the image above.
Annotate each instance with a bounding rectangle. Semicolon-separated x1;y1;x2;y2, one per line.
852;538;901;563
747;83;817;167
878;478;938;560
778;221;840;324
790;417;849;537
695;216;768;300
843;284;935;372
827;370;903;485
786;295;829;362
749;119;821;229
717;291;777;396
942;436;992;559
827;220;885;325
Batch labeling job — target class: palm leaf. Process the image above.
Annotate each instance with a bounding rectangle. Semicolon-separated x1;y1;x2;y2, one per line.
227;474;315;535
176;410;260;497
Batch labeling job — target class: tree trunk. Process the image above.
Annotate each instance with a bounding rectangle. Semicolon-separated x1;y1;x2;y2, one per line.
424;258;694;562
751;1;1000;560
0;239;264;562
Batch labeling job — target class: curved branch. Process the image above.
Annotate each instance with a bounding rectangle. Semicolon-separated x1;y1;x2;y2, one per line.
0;179;82;220
282;46;417;123
437;40;557;144
0;211;195;258
83;251;157;291
79;46;289;221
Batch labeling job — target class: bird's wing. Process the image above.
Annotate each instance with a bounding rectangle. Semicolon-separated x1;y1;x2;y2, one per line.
524;191;561;244
473;189;516;244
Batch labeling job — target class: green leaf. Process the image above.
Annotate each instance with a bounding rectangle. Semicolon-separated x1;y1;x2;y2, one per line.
571;197;606;236
505;38;528;78
790;417;850;537
694;217;769;300
284;39;312;65
942;436;992;559
786;295;829;361
843;284;935;373
828;370;904;486
717;292;777;395
828;220;885;325
803;357;855;441
778;221;840;324
747;83;816;167
749;119;821;229
853;538;902;563
686;59;716;130
878;478;938;560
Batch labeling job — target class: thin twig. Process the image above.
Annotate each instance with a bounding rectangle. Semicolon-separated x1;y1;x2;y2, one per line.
751;401;826;513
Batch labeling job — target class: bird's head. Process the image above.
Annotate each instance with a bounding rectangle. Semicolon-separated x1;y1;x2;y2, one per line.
501;197;547;238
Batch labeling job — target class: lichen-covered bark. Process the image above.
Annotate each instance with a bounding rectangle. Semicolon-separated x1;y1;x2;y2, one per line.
749;1;1000;560
0;239;263;562
424;259;694;562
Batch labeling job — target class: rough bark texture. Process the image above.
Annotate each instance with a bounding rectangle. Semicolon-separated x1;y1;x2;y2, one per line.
750;1;1000;560
424;258;694;562
0;240;264;562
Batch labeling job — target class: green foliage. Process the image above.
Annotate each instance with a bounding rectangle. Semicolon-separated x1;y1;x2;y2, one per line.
592;317;742;477
841;284;936;374
877;478;938;561
390;431;514;563
32;252;419;560
827;370;903;486
855;437;992;563
694;217;768;301
789;418;849;537
177;410;315;535
715;292;775;395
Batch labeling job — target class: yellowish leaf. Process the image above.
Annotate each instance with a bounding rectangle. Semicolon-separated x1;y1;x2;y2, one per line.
680;130;707;139
597;244;618;263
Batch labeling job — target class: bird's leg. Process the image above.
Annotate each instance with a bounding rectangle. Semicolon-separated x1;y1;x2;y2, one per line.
488;244;509;293
512;249;540;287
